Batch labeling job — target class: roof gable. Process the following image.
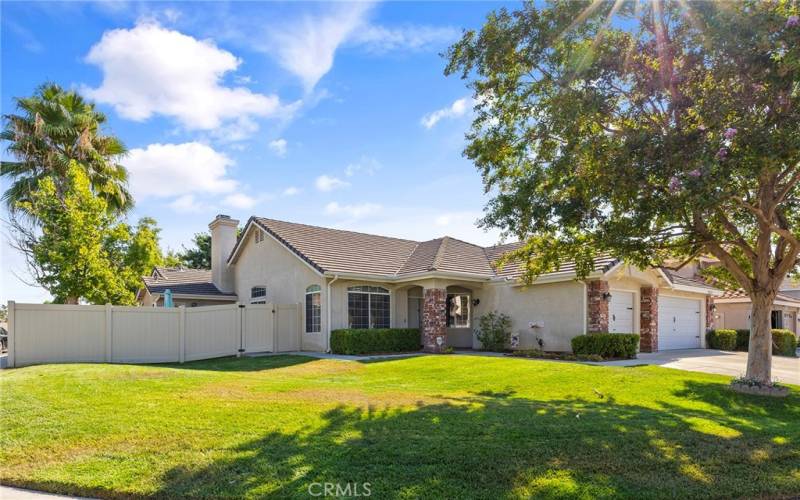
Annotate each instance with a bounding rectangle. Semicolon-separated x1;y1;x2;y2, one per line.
142;267;236;297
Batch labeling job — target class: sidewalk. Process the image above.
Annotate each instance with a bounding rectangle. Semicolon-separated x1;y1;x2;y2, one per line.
0;486;90;499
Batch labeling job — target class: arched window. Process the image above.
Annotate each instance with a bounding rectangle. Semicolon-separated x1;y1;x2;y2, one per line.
347;285;390;329
305;285;321;333
250;286;267;304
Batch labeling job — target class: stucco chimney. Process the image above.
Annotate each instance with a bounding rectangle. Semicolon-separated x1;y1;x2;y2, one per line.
209;214;239;293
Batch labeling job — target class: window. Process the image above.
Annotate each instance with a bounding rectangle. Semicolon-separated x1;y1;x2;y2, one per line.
771;310;783;329
250;286;267;304
347;285;390;329
447;294;470;328
305;285;321;333
255;230;264;243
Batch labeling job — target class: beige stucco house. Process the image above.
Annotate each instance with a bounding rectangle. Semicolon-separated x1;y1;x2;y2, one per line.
136;267;238;308
156;214;720;354
713;290;800;335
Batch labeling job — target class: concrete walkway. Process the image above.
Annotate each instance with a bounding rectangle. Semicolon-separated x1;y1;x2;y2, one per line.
595;349;800;385
245;351;427;362
0;486;89;499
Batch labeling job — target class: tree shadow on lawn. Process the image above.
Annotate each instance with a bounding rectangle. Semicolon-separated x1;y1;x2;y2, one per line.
157;355;316;373
155;382;799;499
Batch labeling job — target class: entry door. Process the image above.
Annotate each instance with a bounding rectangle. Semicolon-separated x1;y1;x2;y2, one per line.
408;298;422;329
609;291;635;333
658;296;701;350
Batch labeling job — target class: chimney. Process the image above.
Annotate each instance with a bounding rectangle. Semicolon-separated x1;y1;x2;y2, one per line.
209;214;239;293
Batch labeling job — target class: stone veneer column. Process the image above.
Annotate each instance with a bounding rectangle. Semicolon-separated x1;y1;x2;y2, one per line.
422;288;447;353
705;296;715;330
640;286;658;352
586;280;609;333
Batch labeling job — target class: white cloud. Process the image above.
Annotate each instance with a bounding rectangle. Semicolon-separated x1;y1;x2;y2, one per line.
344;156;381;177
169;194;204;213
283;186;300;196
223;193;259;210
421;97;472;129
84;22;286;134
269;3;373;91
269;138;288;157
351;24;459;54
324;202;382;219
124;142;237;199
315;175;350;192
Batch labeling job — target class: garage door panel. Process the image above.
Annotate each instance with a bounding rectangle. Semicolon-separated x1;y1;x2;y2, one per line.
659;296;701;350
610;291;634;333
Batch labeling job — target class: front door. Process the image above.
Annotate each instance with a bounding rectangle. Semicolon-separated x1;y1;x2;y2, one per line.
609;291;635;333
408;298;422;329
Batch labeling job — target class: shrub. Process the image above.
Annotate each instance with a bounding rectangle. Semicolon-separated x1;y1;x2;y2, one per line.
476;311;512;351
706;329;737;350
735;329;750;351
330;328;420;355
730;328;798;357
571;333;639;359
771;329;798;357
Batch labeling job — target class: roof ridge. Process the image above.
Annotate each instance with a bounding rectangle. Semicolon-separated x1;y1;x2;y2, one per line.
431;236;449;271
395;241;423;276
256;216;419;244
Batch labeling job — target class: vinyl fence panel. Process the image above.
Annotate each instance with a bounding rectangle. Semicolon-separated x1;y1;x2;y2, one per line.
111;307;180;363
185;304;240;361
243;304;273;353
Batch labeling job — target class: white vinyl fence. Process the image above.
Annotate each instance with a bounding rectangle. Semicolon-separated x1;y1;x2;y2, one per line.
5;301;301;368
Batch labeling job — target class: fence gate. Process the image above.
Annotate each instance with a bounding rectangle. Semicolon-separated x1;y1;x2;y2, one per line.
275;304;301;352
243;304;273;353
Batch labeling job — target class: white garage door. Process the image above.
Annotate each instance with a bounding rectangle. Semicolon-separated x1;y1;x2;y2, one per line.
609;291;635;333
658;296;701;350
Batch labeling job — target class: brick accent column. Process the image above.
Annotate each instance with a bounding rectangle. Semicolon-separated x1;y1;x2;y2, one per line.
587;280;609;333
705;296;715;330
640;286;658;352
422;288;447;353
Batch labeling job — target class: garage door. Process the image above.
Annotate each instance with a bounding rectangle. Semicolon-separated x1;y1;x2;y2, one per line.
658;296;701;350
609;291;635;333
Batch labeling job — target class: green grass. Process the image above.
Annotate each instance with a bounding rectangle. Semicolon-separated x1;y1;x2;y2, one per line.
1;355;798;499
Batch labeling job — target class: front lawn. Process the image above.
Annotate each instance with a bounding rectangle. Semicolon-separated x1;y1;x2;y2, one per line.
1;355;798;499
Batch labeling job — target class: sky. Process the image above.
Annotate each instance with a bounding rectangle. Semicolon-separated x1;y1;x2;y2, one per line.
1;0;517;304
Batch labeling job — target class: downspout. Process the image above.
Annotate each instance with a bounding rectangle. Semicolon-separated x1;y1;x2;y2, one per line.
326;274;339;352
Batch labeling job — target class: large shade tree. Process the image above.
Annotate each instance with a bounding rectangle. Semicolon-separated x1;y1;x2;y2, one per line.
1;83;133;215
447;0;800;383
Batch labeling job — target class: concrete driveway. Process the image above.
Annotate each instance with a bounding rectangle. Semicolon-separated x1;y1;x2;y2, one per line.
598;349;800;385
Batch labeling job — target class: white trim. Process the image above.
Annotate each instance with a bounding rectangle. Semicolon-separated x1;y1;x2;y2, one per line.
346;285;391;329
250;285;267;304
304;285;322;334
446;292;471;329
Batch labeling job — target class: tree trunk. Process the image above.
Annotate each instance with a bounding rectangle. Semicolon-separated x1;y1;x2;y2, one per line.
65;296;79;305
746;292;774;384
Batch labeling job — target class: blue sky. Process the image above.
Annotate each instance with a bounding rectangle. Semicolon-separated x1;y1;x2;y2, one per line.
1;1;516;303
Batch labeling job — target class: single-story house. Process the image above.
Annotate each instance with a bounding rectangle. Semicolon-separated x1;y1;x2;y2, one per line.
136;266;237;307
163;214;720;354
713;289;800;335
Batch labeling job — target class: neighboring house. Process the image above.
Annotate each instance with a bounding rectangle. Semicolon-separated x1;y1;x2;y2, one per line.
136;266;238;307
713;289;800;335
184;214;720;353
780;277;800;300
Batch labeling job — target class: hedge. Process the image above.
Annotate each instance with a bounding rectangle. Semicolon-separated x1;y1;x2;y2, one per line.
772;329;798;357
705;329;737;351
330;328;420;355
733;328;798;357
571;333;639;359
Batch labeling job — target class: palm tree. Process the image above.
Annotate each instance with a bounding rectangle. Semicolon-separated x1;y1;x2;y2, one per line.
1;83;133;215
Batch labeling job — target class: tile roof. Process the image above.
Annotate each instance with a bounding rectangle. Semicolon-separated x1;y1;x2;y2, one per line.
238;217;619;281
142;267;237;298
718;288;800;304
659;268;722;292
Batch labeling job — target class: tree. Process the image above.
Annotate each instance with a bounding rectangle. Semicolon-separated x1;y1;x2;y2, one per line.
179;232;211;269
124;217;168;286
446;1;800;383
12;162;133;304
1;83;132;216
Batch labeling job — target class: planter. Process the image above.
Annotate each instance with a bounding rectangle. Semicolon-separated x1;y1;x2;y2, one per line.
730;382;789;398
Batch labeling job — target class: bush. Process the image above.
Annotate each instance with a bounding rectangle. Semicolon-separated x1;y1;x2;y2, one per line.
771;329;798;357
735;329;750;351
330;328;420;355
571;333;639;359
475;311;512;351
731;328;798;357
706;329;737;350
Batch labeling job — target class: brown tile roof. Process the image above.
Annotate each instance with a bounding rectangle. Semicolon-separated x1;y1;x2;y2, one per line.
718;288;800;304
236;217;621;281
483;242;619;280
142;267;237;298
659;268;721;292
